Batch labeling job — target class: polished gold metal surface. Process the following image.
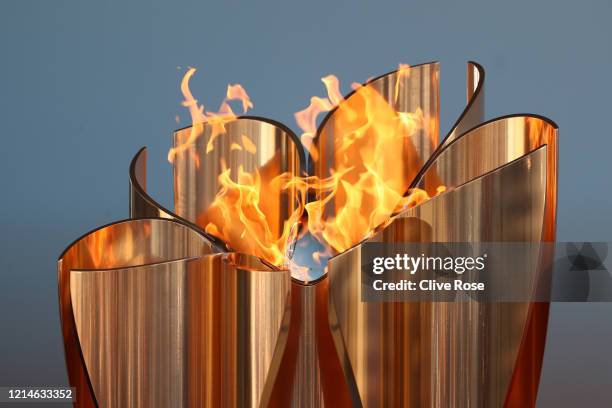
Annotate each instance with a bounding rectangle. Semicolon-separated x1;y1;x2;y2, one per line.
442;61;485;147
413;114;557;199
172;116;303;240
271;63;442;407
269;280;353;408
58;218;213;407
309;62;485;259
313;62;439;202
411;116;558;406
129;147;229;251
130;147;176;220
60;61;557;408
313;61;484;186
269;62;490;407
328;146;550;407
272;282;326;408
58;219;291;408
70;253;290;408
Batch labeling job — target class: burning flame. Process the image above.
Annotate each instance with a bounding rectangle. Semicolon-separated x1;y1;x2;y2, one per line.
171;65;441;279
201;165;305;267
293;74;342;162
168;67;254;163
297;72;432;253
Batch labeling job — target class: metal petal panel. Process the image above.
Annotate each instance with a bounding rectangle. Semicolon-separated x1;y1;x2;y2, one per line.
327;145;551;407
70;253;291;408
58;219;291;407
172;117;303;237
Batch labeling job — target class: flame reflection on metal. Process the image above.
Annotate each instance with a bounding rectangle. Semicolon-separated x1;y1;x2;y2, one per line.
59;61;557;408
327;112;557;406
172;117;304;239
129;147;229;252
270;61;489;408
58;219;291;407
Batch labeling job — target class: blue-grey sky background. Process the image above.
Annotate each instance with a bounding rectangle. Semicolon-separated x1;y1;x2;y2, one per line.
1;0;611;406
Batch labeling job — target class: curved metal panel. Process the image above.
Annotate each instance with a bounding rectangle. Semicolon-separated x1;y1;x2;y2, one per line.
129;147;176;219
58;218;214;407
273;62;487;407
172;116;303;257
327;147;550;407
409;117;558;402
268;279;354;408
308;62;486;260
59;219;291;408
312;61;439;199
172;116;304;225
129;147;229;251
70;253;291;408
443;61;485;147
59;62;556;408
404;61;486;200
413;114;557;199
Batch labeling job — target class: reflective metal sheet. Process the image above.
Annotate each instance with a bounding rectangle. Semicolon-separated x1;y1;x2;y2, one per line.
442;61;485;147
129;147;176;220
70;253;291;408
58;219;291;407
312;62;440;221
410;116;557;405
268;279;353;408
129;147;229;251
60;61;556;408
172;116;303;241
272;62;489;407
307;62;486;267
328;147;550;407
314;62;441;174
58;218;213;407
413;114;557;203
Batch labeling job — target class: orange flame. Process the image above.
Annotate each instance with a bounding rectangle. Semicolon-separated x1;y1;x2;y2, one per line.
203;166;305;267
395;63;411;102
302;74;431;253
168;68;253;162
294;74;344;161
173;65;441;275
